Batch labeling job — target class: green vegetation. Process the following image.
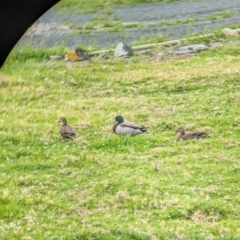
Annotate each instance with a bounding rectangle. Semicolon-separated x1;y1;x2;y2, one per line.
67;17;124;35
207;11;234;21
56;0;190;13
155;18;197;27
66;17;198;36
1;36;240;239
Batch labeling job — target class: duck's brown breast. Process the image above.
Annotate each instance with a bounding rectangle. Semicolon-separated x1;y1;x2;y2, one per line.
113;123;119;134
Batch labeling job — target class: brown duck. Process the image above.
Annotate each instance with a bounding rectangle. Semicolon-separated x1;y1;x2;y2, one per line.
58;117;76;140
175;126;208;141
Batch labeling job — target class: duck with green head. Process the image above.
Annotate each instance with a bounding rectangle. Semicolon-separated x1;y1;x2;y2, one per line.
113;115;148;136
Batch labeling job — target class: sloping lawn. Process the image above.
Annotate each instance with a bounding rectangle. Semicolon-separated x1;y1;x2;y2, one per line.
1;40;240;239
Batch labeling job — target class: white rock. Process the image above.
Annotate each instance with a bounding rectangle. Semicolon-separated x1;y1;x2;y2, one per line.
114;42;133;58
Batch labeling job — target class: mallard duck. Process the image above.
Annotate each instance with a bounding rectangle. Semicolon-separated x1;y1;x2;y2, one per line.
113;115;148;136
58;117;76;140
175;126;208;141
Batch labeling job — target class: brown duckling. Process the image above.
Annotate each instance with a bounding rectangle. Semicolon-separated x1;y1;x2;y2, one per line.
175;126;208;141
58;117;76;140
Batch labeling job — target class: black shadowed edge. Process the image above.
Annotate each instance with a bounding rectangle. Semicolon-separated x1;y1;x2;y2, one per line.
0;0;60;67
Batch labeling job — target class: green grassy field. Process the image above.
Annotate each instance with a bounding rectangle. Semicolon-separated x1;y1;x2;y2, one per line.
1;37;240;239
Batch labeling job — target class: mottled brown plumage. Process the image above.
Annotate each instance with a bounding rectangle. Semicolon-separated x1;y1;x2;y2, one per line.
58;117;76;140
175;126;208;141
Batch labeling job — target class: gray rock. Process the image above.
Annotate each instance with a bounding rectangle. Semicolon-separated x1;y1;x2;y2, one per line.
222;28;240;36
174;44;208;55
114;42;133;58
75;47;89;60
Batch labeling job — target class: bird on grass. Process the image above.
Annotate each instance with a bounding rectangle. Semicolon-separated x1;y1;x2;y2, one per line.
58;117;76;140
113;115;148;136
175;126;208;141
